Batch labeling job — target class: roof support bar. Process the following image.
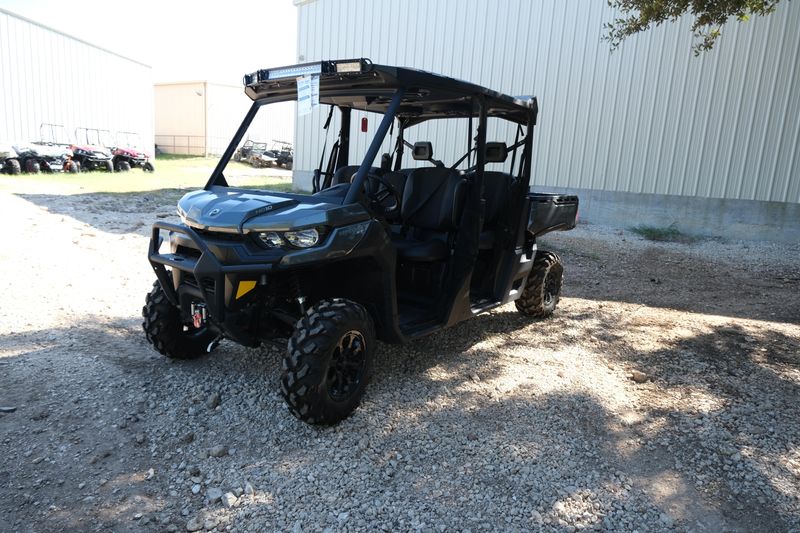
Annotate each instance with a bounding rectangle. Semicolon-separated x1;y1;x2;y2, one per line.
344;89;405;205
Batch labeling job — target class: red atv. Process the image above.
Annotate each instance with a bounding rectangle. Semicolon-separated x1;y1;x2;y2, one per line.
112;131;155;172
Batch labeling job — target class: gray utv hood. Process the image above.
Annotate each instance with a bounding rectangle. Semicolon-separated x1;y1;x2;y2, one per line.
177;188;345;234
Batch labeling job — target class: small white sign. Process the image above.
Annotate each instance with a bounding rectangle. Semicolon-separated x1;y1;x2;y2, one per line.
297;75;320;116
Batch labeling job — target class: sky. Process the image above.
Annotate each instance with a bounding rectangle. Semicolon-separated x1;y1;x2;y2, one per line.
0;0;298;84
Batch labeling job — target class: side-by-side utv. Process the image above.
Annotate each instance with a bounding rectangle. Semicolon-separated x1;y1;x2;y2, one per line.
143;59;578;425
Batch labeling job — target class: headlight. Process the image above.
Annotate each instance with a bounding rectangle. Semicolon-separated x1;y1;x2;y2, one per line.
284;228;319;248
258;231;284;248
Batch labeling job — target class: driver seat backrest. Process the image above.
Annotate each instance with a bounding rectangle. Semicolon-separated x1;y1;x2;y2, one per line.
401;167;466;232
331;165;381;186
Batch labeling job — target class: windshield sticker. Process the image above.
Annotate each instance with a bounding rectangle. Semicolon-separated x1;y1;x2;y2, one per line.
297;75;320;116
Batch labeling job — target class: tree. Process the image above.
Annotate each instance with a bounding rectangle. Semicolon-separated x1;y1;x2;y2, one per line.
605;0;787;55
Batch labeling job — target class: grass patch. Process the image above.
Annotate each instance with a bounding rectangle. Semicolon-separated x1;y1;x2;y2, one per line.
0;155;293;196
630;224;697;243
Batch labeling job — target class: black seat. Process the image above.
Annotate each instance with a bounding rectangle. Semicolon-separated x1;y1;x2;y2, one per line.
479;171;514;249
332;165;381;186
392;167;466;262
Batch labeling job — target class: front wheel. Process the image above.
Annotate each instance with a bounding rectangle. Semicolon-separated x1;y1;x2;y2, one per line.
142;161;155;172
515;251;564;318
142;280;217;359
5;159;21;175
281;298;375;425
105;161;114;172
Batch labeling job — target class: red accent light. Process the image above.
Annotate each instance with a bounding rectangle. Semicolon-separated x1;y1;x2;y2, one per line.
361;117;368;132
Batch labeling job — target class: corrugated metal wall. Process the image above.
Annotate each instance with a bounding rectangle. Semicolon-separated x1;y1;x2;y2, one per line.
0;8;154;153
294;0;800;204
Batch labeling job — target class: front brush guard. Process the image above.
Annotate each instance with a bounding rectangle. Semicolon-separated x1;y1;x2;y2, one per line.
147;222;274;324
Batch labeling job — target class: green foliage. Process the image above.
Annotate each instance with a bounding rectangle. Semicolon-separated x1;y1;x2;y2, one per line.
629;223;697;243
605;0;785;54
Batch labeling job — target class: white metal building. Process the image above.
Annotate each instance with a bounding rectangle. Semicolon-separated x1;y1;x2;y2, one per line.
293;0;800;241
0;8;153;153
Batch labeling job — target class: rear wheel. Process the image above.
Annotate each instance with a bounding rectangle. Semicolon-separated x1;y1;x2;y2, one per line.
281;298;375;425
25;160;40;174
142;280;217;359
68;160;80;173
116;160;131;172
515;251;564;318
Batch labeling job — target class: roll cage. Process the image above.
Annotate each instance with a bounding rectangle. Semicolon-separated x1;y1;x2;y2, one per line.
206;58;538;210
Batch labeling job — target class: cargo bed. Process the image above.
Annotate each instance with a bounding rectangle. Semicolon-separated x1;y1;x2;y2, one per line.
528;193;579;237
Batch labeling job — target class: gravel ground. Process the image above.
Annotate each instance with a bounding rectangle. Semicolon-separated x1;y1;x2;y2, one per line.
1;188;799;532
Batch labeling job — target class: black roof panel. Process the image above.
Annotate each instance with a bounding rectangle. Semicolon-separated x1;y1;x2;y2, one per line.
243;59;537;125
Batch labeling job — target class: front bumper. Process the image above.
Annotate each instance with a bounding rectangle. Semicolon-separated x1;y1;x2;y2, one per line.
148;222;275;325
148;218;377;344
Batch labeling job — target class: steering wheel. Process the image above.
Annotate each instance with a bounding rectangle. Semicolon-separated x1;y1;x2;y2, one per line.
361;173;401;217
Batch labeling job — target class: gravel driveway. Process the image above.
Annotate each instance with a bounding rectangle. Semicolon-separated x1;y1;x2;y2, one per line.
1;188;799;532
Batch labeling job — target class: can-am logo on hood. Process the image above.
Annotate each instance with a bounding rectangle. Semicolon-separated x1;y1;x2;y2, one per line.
208;208;222;216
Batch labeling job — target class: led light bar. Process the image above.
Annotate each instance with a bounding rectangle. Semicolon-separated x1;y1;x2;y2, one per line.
243;59;370;87
268;62;322;80
335;61;362;73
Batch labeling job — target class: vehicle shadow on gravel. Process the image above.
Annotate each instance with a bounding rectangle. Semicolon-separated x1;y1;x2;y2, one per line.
3;312;798;530
16;191;188;235
365;310;798;531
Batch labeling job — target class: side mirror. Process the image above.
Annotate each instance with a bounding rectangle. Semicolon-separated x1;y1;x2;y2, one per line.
485;142;508;163
412;141;433;161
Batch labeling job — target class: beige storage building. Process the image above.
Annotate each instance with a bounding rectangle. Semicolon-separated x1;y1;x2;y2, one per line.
155;81;294;156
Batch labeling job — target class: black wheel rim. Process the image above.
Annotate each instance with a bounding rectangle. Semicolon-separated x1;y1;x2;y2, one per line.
326;330;367;401
543;271;557;307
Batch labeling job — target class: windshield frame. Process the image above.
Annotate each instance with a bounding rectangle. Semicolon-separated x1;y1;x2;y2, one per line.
204;89;406;206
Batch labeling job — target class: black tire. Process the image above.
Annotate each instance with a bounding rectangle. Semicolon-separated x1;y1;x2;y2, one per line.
142;161;155;172
68;161;80;173
25;160;40;174
281;298;375;425
142;280;217;359
105;160;114;173
515;251;564;318
117;160;131;172
6;159;21;175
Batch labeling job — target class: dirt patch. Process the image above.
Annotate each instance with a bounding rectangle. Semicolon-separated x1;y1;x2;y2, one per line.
1;190;798;532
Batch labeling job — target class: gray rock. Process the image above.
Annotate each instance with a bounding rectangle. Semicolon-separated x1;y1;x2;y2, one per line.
206;393;221;409
206;487;223;503
186;517;203;532
630;370;649;383
209;445;228;458
222;492;237;508
244;482;255;496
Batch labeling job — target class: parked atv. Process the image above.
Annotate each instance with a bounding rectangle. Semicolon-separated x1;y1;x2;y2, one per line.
233;140;267;163
13;142;76;173
37;123;80;172
143;59;578;425
113;131;155;172
72;127;114;172
0;143;21;175
266;140;293;169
